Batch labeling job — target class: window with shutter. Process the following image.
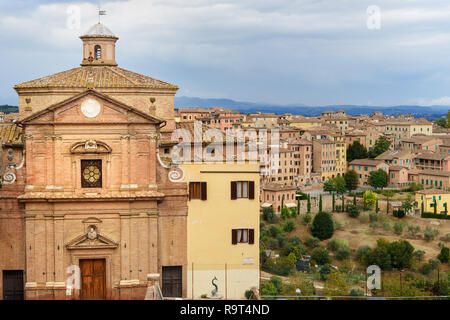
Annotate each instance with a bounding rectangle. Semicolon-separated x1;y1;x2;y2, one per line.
231;181;237;200
249;181;255;199
232;229;238;245
201;182;207;200
189;182;202;200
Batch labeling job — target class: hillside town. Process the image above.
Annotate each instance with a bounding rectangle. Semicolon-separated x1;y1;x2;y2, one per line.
174;106;450;212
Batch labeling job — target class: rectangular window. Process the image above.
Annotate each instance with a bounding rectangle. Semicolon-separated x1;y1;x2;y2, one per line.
231;229;255;244
231;181;255;200
81;160;102;188
189;182;207;200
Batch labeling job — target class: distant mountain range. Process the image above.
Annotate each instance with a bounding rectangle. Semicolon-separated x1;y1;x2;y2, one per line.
2;99;449;121
175;96;450;120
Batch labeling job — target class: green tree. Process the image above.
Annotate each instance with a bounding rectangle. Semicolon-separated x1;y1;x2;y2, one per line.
262;206;275;222
297;198;300;216
319;194;323;212
401;194;413;216
344;169;359;191
437;247;449;263
311;211;334;240
346;141;368;163
368;169;389;189
324;271;350;296
363;190;377;209
382;190;395;214
368;136;392;158
307;194;311;213
375;198;379;213
334;176;347;194
323;178;336;194
311;247;330;265
414;250;425;263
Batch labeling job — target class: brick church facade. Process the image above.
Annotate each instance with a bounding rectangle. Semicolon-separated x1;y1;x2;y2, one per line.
0;23;189;300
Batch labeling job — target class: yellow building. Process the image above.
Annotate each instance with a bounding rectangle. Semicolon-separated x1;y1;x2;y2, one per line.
288;118;322;129
415;189;450;215
181;162;260;299
331;133;346;176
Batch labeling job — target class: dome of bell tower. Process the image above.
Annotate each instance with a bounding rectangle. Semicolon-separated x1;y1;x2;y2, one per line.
80;23;119;66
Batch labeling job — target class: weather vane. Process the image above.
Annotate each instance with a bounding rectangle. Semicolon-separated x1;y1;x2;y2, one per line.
98;6;106;23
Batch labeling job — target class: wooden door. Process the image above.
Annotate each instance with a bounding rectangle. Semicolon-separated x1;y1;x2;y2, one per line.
2;270;24;300
162;266;182;298
80;259;106;300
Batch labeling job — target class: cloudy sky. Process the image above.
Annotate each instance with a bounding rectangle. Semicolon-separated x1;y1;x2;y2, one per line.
2;0;450;107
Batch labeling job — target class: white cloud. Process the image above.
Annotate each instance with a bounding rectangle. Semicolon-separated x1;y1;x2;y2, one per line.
3;0;450;105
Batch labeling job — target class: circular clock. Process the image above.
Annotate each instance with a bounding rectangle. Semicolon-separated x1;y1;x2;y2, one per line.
81;99;101;118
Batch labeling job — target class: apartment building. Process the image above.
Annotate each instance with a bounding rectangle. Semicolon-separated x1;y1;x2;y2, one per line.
375;149;415;169
182;162;260;299
418;170;450;189
414;151;450;171
261;183;297;213
348;159;389;186
313;140;337;182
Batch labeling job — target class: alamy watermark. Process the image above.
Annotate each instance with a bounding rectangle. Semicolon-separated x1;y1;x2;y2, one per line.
367;5;381;30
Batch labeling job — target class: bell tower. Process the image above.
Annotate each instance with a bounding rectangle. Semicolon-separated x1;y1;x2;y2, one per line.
80;23;118;66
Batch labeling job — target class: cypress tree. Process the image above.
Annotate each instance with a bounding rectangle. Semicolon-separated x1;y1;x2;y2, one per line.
307;195;311;213
341;195;345;212
353;194;357;206
297;198;300;215
319;194;323;212
421;201;424;215
375;198;379;213
434;198;437;215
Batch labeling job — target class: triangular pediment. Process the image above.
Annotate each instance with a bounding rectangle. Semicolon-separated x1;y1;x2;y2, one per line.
19;89;163;125
66;231;119;250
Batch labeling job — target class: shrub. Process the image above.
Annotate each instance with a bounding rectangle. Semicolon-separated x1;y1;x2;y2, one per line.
421;263;433;275
268;225;282;237
305;236;320;248
336;247;350;261
369;213;378;223
437;247;450;263
369;222;379;229
283;220;296;232
394;222;404;235
424;226;439;241
302;214;312;226
349;288;364;296
311;247;331;265
363;190;377;209
347;204;360;218
428;258;440;270
359;213;369;223
282;244;304;260
393;209;406;219
276;233;288;249
311;211;334;240
407;225;421;237
355;245;371;263
245;289;257;300
261;281;278;296
382;220;391;231
262;206;276;222
319;263;331;280
327;239;341;252
333;219;343;230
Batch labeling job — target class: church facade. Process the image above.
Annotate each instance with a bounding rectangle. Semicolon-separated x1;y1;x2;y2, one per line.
0;23;188;300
